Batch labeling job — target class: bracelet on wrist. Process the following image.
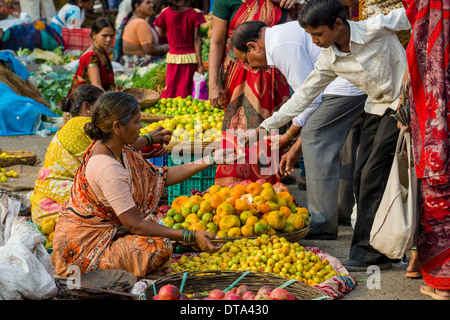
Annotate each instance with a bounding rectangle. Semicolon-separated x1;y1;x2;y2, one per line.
143;134;153;147
286;130;297;141
209;153;216;166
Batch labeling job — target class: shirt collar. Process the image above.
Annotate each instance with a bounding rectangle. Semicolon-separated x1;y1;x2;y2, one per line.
264;28;275;67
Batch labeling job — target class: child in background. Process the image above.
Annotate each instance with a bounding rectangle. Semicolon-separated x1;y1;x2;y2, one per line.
153;0;206;98
49;0;93;35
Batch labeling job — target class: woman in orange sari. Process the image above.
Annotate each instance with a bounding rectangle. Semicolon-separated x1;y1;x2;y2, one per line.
51;91;237;279
208;0;298;187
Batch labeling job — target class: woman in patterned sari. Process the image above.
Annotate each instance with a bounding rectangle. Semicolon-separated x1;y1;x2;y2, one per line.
208;0;298;187
31;85;168;226
67;17;117;98
51;91;235;279
402;0;450;300
112;0;169;73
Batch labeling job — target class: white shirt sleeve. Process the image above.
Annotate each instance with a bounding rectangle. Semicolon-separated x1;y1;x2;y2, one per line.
262;53;338;130
271;43;323;127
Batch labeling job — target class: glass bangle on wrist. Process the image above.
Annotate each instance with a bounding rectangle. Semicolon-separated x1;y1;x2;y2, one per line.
143;134;153;146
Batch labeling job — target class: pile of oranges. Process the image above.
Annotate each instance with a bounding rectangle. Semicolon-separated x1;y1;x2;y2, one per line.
163;181;309;238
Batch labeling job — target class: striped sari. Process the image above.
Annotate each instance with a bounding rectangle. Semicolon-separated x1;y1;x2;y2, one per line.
403;0;450;290
214;0;291;187
51;141;171;279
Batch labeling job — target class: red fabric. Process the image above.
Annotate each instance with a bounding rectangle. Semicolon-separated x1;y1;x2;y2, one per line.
214;0;291;187
153;8;205;54
67;50;115;98
160;62;198;98
402;0;450;290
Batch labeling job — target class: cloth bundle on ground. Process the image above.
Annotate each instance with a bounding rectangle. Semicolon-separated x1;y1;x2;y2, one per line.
0;194;57;300
0;19;63;52
0;51;57;136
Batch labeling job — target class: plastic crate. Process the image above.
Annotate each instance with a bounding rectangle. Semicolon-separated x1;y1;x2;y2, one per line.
62;28;92;51
148;155;168;167
167;153;216;205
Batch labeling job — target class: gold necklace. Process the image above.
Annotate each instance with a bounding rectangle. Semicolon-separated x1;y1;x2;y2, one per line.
244;0;252;12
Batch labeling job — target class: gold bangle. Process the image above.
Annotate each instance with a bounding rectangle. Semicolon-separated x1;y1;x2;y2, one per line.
286;130;297;141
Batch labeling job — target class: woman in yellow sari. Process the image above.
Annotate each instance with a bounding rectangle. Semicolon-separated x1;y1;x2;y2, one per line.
31;84;169;225
51;91;237;279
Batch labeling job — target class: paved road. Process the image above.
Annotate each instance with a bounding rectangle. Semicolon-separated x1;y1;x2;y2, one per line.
0;134;433;300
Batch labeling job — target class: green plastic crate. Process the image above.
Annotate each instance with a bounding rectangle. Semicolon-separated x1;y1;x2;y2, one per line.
167;153;216;205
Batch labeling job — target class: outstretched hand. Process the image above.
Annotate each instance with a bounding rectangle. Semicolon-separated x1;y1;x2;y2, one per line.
148;127;172;145
212;147;246;165
195;231;223;253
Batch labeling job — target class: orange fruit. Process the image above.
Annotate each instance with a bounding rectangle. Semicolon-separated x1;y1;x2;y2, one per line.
267;211;287;230
218;187;231;199
279;206;292;219
209;184;222;195
277;192;293;206
282;221;295;233
239;210;253;225
217;230;228;238
245;215;259;227
203;193;211;201
296;207;309;215
219;215;241;232
257;203;271;214
185;213;200;224
213;213;222;226
216;202;235;217
225;197;236;206
267;227;277;236
260;188;277;202
190;195;203;205
230;184;246;199
200;200;213;214
246;182;263;196
210;193;224;208
171;196;190;210
254;220;269;235
234;199;249;213
188;222;207;231
241;225;254;237
287;213;304;230
227;227;241;237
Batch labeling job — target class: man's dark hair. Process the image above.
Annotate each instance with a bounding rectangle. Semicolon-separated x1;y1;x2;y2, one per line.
299;0;348;30
231;21;267;53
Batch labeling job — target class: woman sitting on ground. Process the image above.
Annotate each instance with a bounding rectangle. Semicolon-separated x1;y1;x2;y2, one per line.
51;91;238;279
113;0;169;72
31;84;169;226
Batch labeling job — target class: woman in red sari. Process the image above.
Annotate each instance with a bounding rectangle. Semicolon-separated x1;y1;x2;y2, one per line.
208;0;298;187
67;17;116;98
402;0;450;300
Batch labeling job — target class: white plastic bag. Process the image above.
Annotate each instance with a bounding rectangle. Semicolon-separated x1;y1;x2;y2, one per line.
370;128;420;259
191;72;208;100
0;194;57;300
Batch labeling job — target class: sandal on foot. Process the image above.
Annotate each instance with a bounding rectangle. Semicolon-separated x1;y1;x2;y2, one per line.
420;285;450;300
405;271;422;278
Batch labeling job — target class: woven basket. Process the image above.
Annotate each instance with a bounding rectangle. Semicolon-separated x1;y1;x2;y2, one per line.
175;225;310;252
122;88;160;109
0;149;37;167
146;269;329;300
140;112;173;123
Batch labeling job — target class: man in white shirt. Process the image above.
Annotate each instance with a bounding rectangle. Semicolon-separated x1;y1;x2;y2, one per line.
250;0;411;271
232;20;367;241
